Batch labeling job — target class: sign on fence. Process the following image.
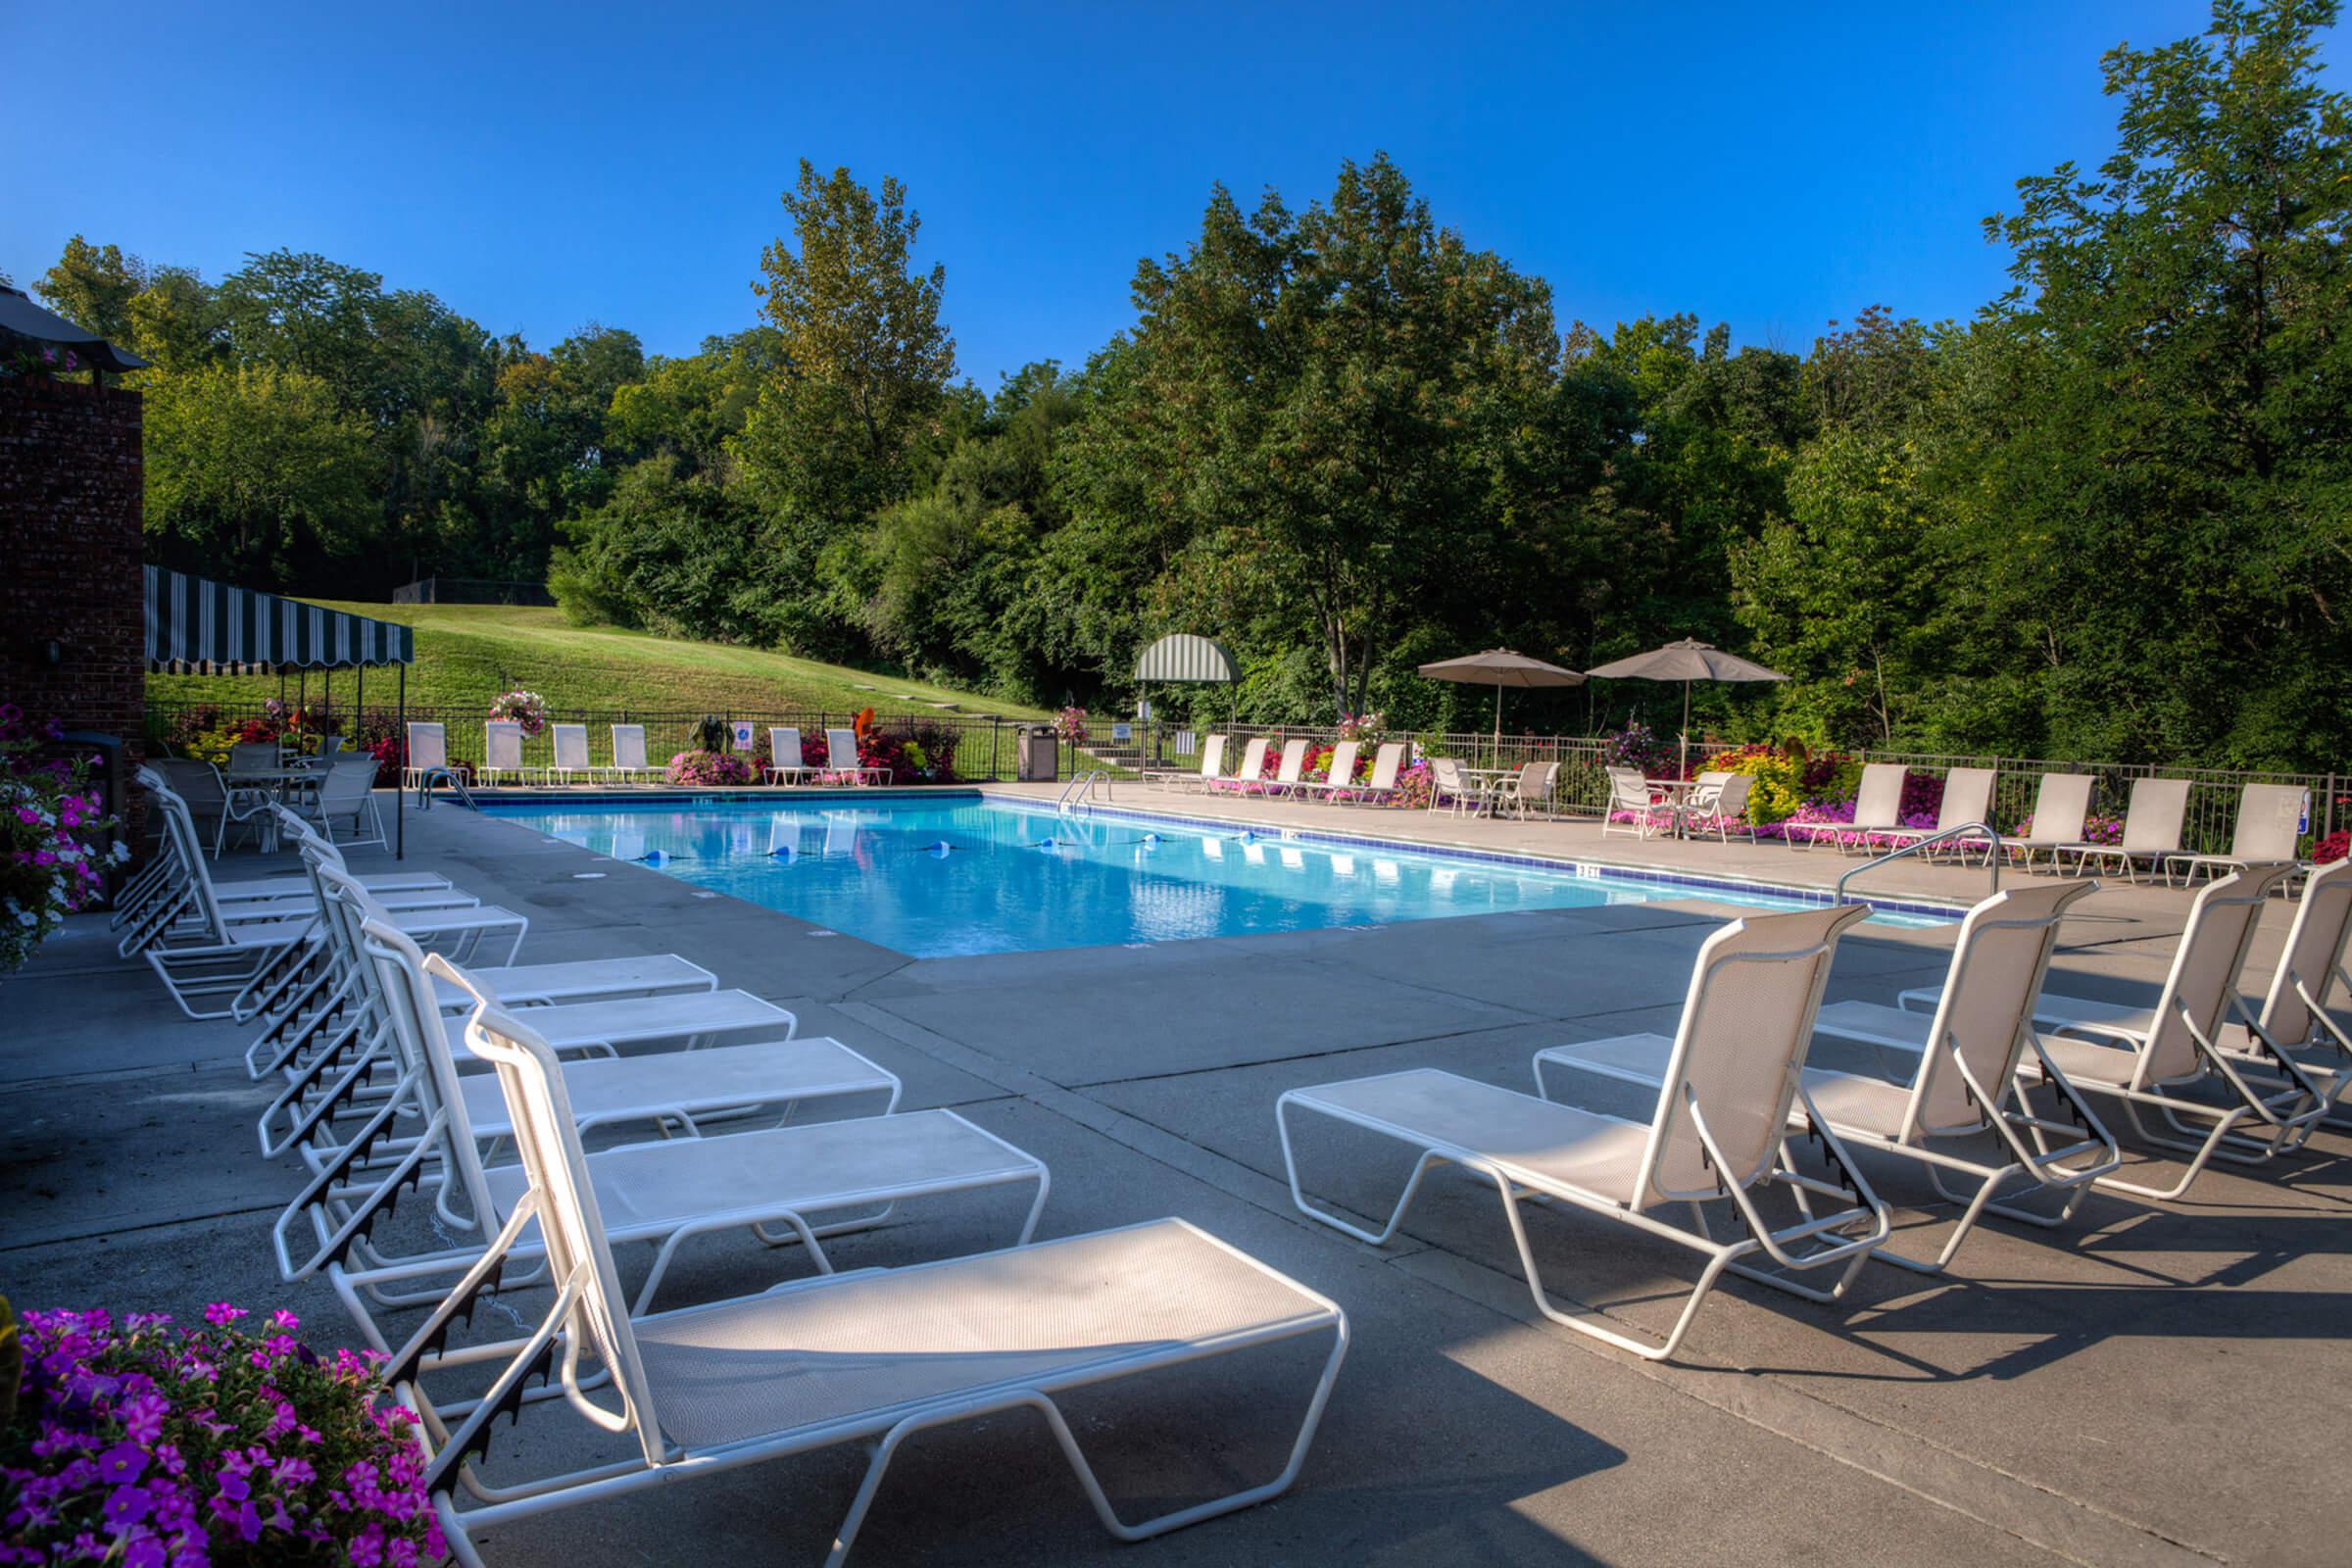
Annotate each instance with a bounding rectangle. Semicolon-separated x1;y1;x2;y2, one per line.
731;720;755;752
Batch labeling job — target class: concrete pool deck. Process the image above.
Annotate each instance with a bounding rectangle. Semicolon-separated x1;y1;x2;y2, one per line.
5;789;2347;1566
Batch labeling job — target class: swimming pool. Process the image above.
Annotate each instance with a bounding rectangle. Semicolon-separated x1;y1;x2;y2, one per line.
482;794;1953;957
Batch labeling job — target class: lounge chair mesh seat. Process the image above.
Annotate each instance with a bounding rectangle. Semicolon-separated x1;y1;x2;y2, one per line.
457;1036;892;1140
428;954;715;1011
626;1220;1328;1447
1289;1070;1656;1202
474;1107;1037;1235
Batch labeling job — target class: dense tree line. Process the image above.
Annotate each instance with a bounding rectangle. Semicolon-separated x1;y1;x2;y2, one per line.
35;0;2352;766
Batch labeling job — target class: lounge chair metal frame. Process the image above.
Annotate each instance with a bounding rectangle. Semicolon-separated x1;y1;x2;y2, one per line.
1279;906;1889;1361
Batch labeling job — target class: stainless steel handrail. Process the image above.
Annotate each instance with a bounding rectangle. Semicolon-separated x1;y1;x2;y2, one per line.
416;767;480;811
1836;821;2002;906
1055;769;1109;813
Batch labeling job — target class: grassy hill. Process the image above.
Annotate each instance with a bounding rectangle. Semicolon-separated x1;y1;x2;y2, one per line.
145;603;1052;721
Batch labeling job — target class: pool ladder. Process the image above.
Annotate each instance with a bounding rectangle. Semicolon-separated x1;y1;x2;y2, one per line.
1056;769;1111;813
1837;821;2002;906
414;767;481;811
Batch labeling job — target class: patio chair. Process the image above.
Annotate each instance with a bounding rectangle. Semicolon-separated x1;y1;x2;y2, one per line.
1598;765;1671;838
1494;760;1558;819
1211;737;1270;794
479;722;535;788
1428;757;1490;816
824;727;890;786
2004;773;2095;869
1261;738;1310;797
766;726;816;784
1560;882;2121;1274
1179;733;1229;792
2215;858;2352;1128
387;971;1348;1568
1895;862;2328;1199
1334;741;1407;807
2053;777;2188;883
403;722;449;791
1298;740;1362;802
1282;905;1886;1361
608;724;662;785
1679;772;1755;844
1872;766;1998;862
546;724;592;785
2166;782;2307;888
280;928;1049;1354
1783;762;1907;852
153;757;272;856
296;754;389;849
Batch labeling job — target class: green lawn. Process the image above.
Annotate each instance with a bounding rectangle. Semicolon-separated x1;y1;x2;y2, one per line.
146;603;1052;721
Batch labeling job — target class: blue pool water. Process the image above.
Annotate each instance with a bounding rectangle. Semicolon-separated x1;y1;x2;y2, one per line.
482;795;1949;957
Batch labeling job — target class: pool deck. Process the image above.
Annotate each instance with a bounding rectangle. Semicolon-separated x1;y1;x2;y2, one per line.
5;787;2348;1566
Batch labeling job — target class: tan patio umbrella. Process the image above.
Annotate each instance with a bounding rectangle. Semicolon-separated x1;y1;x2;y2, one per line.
1416;649;1587;753
1584;637;1787;775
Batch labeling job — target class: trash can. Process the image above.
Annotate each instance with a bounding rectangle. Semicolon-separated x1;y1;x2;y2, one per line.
1017;726;1060;783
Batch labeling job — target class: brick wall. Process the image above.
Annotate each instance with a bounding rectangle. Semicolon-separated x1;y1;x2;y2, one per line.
0;377;147;846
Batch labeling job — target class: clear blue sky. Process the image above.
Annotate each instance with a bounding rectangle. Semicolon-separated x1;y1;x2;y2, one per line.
4;1;2328;384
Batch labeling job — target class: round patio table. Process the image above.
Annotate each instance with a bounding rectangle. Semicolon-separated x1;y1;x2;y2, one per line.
223;765;320;851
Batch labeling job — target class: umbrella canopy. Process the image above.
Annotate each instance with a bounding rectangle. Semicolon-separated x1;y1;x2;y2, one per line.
1417;649;1585;746
1584;638;1787;773
0;286;150;373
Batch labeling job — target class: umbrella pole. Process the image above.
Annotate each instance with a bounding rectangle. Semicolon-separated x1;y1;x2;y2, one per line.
1681;680;1690;778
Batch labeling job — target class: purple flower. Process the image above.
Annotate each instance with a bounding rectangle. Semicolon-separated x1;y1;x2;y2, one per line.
96;1442;149;1485
200;1302;246;1327
105;1485;154;1527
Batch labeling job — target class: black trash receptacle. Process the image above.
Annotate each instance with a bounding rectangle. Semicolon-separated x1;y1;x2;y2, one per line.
1016;726;1060;783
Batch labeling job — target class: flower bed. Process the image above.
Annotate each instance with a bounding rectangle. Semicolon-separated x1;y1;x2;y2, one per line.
1;1302;446;1564
666;750;757;786
3;706;126;973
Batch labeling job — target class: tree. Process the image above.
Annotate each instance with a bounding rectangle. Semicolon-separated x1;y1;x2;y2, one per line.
35;236;146;345
139;364;378;586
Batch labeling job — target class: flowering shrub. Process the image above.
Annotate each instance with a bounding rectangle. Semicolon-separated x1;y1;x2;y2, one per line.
1;344;83;379
486;691;549;739
1603;723;1677;778
666;751;756;786
1054;708;1089;747
2;705;126;973
1392;760;1436;810
1;1303;446;1565
1699;743;1861;825
1335;711;1386;743
2312;829;2347;865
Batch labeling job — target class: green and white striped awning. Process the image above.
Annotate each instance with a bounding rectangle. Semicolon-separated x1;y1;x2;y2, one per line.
1135;633;1239;684
143;565;414;673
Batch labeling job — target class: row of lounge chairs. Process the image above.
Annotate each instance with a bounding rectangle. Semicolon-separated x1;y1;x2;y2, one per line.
399;722;891;789
1152;735;1564;819
1281;859;2350;1358
1609;763;2322;886
122;769;1349;1566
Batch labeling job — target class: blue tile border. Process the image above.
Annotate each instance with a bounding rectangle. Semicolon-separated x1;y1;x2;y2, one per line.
464;783;1962;922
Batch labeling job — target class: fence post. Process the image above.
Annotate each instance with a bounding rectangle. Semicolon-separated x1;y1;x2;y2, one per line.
2329;773;2338;840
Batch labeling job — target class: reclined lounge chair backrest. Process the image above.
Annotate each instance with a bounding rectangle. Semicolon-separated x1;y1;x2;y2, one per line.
1850;764;1907;831
1936;767;1996;834
408;723;447;774
1323;740;1361;787
1365;743;1404;791
1905;881;2095;1138
825;729;862;771
1274;738;1307;784
2027;773;2093;844
1234;738;1269;780
485;723;524;773
2258;859;2352;1046
2119;778;2191;855
769;727;804;771
2230;783;2307;861
612;725;650;772
1637;904;1869;1208
552;724;589;773
1198;734;1227;780
427;955;667;1464
2137;863;2296;1086
353;907;499;1225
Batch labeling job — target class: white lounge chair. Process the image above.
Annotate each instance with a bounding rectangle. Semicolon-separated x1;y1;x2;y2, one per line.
1334;741;1406;807
1783;762;1907;851
1178;733;1229;793
766;726;816;784
403;722;450;792
1298;740;1362;802
2054;776;2188;882
1280;906;1887;1361
1554;882;2119;1275
1262;738;1310;798
1599;765;1670;838
479;722;535;788
2004;773;2095;869
546;724;592;785
823;727;889;786
2167;782;2307;888
1895;862;2327;1199
1872;765;1997;861
386;973;1348;1568
1211;737;1270;794
2216;858;2352;1127
601;724;658;785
